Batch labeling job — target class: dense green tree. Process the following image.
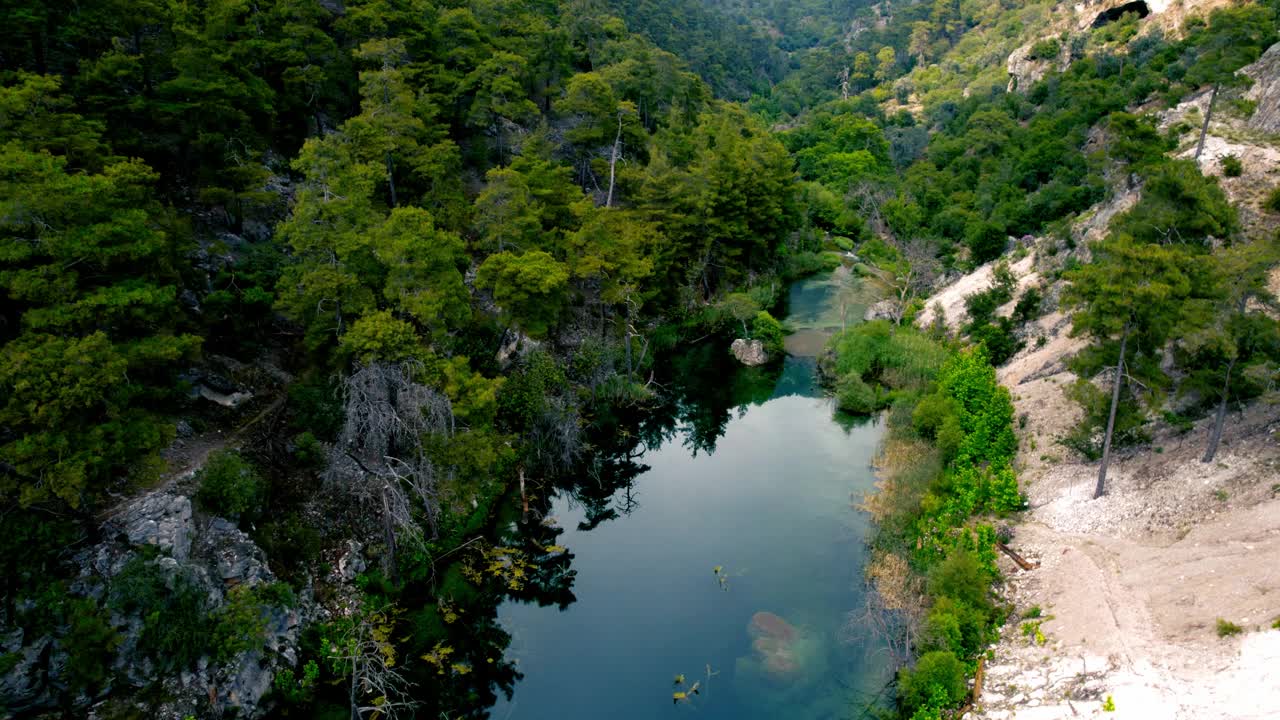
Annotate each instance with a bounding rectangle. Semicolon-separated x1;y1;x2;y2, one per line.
1177;241;1280;462
1;98;197;508
476;250;571;338
1065;236;1195;497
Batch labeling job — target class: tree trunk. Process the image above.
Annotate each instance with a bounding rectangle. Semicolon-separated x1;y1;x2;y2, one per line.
1202;353;1236;463
606;113;622;207
1095;320;1130;498
1194;83;1219;163
385;152;398;208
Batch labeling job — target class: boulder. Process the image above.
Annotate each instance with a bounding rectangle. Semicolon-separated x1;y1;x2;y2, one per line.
116;492;194;562
864;299;898;322
731;338;769;366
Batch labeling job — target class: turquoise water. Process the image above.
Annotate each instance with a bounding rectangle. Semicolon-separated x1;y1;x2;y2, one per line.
493;275;888;719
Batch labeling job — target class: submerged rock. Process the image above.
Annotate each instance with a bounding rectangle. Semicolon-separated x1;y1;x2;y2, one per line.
731;338;769;366
748;611;801;678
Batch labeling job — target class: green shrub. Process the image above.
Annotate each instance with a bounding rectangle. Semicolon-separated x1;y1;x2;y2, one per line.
292;431;324;467
1220;155;1243;177
836;373;879;413
927;550;992;611
1029;38;1061;61
1216;618;1243;637
1012;286;1043;324
969;318;1023;366
62;597;120;693
109;557;211;670
195;450;266;521
832;235;855;252
751;310;786;355
1062;378;1148;459
1266;186;1280;213
898;650;968;714
212;583;293;661
255;513;322;579
274;660;320;705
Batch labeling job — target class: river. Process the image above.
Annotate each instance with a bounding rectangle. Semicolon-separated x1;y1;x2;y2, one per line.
491;271;888;719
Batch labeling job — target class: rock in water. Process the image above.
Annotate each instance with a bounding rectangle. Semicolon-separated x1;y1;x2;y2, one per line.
731;338;769;366
747;612;802;680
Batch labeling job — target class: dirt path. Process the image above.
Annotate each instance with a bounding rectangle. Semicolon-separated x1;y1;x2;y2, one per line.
969;392;1280;720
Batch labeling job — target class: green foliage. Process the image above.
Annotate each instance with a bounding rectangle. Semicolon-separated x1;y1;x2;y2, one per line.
837;373;880;414
1029;39;1061;61
1265;186;1280;213
1103;695;1116;712
61;597;121;693
109;557;211;671
898;651;968;716
195;450;266;522
831;322;952;401
255;513;322;581
751;311;785;355
212;583;293;661
476;251;570;339
1215;618;1243;637
1220;155;1243;178
274;660;320;706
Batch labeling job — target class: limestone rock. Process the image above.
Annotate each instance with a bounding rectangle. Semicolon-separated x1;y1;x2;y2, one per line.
495;329;542;370
864;299;898;322
1244;41;1280;134
117;492;194;562
730;338;769;366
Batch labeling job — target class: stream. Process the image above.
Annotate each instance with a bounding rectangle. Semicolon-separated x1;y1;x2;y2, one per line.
493;270;889;719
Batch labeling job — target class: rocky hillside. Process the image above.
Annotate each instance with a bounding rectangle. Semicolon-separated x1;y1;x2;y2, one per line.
909;7;1280;715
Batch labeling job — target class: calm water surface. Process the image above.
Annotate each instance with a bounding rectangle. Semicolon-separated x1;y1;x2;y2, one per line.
495;274;888;719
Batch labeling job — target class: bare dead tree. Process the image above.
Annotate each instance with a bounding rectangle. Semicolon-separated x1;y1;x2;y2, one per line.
324;605;417;720
847;181;894;237
525;393;583;477
327;361;454;562
858;237;940;325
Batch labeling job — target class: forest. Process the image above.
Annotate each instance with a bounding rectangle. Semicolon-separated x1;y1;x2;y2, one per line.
2;0;1279;719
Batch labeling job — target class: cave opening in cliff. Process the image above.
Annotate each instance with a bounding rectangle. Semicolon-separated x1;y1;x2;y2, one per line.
1092;1;1151;28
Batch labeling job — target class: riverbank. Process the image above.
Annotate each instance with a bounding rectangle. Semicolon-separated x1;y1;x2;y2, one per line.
959;288;1280;720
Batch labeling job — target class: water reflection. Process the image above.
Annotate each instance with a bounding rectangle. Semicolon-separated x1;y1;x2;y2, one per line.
397;272;886;720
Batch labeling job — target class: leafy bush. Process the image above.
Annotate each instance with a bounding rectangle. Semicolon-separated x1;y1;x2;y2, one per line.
61;597;120;693
1266;186;1280;213
1029;38;1061;61
109;557;211;670
836;373;879;413
292;431;324;467
1012;286;1043;324
1220;154;1243;177
969;318;1023;366
1215;618;1243;637
898;650;968;715
195;450;266;521
254;513;322;580
212;583;294;661
927;550;991;612
751;310;786;355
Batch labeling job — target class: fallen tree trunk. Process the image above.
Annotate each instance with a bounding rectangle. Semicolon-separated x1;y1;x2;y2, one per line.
996;541;1040;571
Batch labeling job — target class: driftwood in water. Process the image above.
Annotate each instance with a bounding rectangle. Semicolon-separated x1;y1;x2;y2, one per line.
996;541;1040;571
